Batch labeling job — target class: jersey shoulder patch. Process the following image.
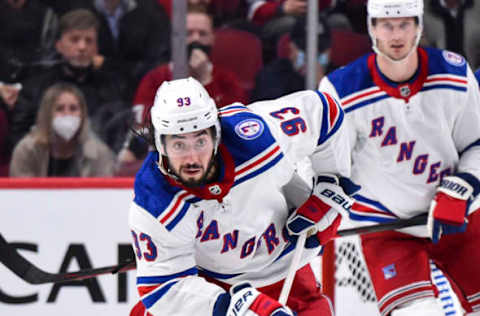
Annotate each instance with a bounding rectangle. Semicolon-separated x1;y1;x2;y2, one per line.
425;47;467;77
219;104;278;165
442;50;466;67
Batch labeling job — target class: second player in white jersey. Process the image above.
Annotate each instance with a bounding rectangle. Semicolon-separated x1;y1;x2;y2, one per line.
319;0;480;315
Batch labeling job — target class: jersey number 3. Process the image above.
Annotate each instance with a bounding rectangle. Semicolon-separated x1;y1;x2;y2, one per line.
131;230;158;261
270;107;306;136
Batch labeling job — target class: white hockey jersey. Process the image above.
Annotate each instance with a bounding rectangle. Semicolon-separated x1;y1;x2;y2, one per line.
319;47;480;226
128;90;351;315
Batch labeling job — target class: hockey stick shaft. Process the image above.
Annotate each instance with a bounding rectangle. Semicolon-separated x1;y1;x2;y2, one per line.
336;214;428;238
278;232;306;305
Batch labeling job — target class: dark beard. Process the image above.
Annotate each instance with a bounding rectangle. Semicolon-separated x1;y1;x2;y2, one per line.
167;154;217;188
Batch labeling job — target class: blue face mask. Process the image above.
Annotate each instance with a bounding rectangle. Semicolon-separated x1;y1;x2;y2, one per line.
294;50;330;72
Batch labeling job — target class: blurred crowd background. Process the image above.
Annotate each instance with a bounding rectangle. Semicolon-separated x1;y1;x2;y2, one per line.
1;0;479;178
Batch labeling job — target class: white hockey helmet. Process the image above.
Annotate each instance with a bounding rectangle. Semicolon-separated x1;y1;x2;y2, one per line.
151;77;221;158
367;0;424;62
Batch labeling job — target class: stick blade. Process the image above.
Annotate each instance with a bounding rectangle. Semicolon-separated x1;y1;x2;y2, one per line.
0;233;136;284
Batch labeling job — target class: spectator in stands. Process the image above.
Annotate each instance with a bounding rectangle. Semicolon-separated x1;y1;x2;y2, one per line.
116;4;247;176
423;0;480;69
0;0;57;84
0;0;57;115
90;0;171;89
0;103;8;177
132;4;247;121
7;8;130;155
157;0;248;27
9;82;115;177
251;15;332;101
247;0;350;63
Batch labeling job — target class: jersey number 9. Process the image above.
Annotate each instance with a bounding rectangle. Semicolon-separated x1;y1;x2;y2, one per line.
270;107;307;136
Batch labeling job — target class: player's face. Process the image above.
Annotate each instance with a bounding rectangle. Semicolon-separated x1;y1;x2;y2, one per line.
55;28;98;68
372;17;418;61
164;129;215;187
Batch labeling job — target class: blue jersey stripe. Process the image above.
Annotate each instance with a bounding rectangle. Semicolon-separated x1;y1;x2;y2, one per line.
165;202;191;231
460;138;480;156
233;152;284;187
349;213;398;223
142;281;178;308
344;94;390;113
421;85;467;93
316;91;330;145
137;267;198;285
353;194;394;214
198;268;243;280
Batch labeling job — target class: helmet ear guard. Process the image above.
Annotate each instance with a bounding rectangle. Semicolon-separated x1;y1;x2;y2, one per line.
150;77;221;176
367;0;424;62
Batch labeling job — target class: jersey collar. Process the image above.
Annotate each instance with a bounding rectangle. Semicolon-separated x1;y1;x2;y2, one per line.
367;47;429;102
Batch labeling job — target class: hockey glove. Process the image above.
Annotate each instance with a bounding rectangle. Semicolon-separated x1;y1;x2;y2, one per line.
427;174;478;243
286;174;359;248
226;282;295;316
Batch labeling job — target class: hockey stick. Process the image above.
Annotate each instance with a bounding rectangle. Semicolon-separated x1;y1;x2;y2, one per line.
336;213;428;238
0;233;136;284
277;214;428;304
0;215;428;285
279;232;307;304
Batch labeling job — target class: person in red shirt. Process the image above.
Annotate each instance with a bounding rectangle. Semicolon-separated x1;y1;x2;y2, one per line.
116;4;247;176
132;4;247;123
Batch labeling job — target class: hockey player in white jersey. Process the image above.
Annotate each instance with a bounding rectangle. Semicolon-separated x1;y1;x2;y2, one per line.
128;77;355;316
319;0;480;315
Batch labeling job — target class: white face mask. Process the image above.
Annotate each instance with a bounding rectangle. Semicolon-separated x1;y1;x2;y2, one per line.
52;115;81;141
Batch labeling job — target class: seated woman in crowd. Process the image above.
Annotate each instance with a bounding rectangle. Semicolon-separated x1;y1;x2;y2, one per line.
9;82;115;177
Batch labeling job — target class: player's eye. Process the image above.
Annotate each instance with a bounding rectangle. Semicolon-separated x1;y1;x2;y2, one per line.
172;142;186;151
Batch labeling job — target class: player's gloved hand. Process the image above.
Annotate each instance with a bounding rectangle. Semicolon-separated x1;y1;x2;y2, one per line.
286;174;359;248
427;174;478;243
226;282;295;316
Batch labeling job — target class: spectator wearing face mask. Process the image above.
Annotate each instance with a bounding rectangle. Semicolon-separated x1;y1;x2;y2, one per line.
9;82;115;177
7;8;130;155
251;15;332;101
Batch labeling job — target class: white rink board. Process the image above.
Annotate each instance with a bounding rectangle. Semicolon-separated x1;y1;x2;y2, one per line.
0;186;139;316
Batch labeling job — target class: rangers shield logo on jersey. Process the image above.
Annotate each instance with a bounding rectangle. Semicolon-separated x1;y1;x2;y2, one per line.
235;118;264;140
442;50;466;67
382;264;397;280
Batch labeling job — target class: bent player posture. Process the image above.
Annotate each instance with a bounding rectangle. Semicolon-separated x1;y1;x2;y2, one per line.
128;77;354;315
319;0;480;315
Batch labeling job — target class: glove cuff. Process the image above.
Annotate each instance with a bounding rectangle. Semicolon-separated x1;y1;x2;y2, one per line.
437;176;473;200
455;172;480;198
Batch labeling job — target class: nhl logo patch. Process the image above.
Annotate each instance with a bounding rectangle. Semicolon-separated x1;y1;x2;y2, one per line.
399;84;411;97
208;184;222;195
234;118;264;140
442;50;465;67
